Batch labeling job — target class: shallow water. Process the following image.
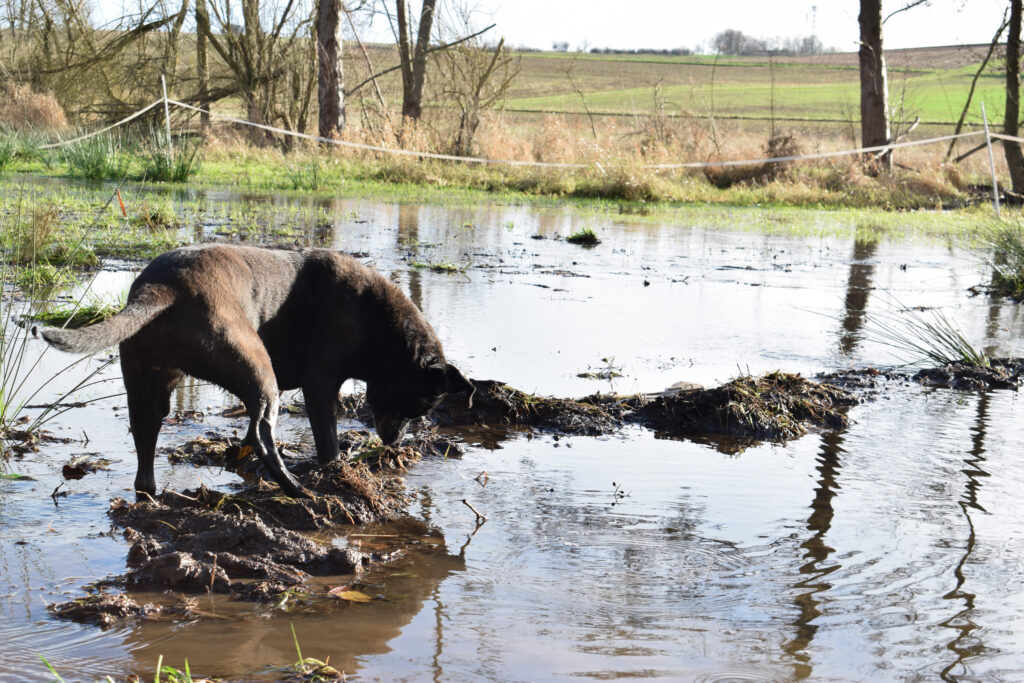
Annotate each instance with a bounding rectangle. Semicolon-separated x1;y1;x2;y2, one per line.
2;188;1024;681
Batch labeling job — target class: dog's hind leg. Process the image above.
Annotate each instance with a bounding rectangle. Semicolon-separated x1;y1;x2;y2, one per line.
121;343;183;499
303;380;342;465
202;324;307;498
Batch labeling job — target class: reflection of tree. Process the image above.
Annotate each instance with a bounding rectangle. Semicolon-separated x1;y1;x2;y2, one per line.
782;429;846;680
939;392;991;680
172;375;204;412
983;278;1005;359
838;240;878;357
399;203;423;311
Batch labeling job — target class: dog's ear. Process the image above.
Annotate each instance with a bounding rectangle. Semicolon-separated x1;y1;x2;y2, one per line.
439;363;475;408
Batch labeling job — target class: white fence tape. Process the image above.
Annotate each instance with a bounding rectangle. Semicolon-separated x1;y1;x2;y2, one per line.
40;99;165;150
36;95;995;172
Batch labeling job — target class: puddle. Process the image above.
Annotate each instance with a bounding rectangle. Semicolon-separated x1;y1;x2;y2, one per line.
3;184;1024;680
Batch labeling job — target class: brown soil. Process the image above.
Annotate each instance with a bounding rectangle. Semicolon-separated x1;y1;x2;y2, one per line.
49;430;459;625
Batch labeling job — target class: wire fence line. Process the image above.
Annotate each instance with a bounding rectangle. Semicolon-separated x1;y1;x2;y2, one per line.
37;95;1001;174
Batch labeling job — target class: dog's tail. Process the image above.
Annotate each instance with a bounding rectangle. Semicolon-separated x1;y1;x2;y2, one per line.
41;284;176;354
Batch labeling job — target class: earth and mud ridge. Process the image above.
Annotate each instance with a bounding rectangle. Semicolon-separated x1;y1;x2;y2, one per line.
48;360;1022;628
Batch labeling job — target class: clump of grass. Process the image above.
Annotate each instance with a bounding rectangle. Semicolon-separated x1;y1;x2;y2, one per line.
29;291;126;328
411;260;467;273
976;219;1024;299
577;356;623;380
285;156;328;190
139;129;202;182
61;133;132;181
14;262;77;292
862;303;989;368
2;205;60;264
0;131;16;173
131;198;180;230
566;227;601;245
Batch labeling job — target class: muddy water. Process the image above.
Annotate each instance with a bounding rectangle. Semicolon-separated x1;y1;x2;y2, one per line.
3;190;1024;680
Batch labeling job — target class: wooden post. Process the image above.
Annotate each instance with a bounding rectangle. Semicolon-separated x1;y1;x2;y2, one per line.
161;74;174;160
981;102;1001;217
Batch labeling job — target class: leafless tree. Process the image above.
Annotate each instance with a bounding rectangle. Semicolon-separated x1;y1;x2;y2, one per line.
198;0;316;146
0;1;179;118
858;0;891;171
433;18;518;155
1006;0;1024;194
317;0;345;138
391;0;436;120
196;0;211;132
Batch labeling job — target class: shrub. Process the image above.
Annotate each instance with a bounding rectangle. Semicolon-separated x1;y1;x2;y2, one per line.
0;83;66;131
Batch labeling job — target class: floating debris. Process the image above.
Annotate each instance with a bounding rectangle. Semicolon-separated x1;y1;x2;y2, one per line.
62;454;113;480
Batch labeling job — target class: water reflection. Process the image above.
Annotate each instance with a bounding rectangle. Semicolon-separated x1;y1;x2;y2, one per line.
939;392;992;680
838;240;878;357
121;524;465;679
399;203;424;311
783;429;846;680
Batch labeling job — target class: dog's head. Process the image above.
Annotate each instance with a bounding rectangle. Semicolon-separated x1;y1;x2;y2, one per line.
367;361;474;445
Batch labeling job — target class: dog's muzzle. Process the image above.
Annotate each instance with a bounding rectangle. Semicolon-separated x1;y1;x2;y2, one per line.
374;414;410;446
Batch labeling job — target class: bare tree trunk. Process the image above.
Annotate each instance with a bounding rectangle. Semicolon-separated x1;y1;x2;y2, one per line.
858;0;891;171
317;0;345;138
196;0;210;133
395;0;436;120
1006;0;1024;193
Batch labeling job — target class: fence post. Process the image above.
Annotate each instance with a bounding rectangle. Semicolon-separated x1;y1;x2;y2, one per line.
981;102;1000;218
161;74;174;161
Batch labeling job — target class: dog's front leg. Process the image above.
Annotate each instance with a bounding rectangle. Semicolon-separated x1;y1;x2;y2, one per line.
303;381;341;465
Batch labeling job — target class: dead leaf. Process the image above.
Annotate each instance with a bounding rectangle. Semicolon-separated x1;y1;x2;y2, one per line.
328;587;373;603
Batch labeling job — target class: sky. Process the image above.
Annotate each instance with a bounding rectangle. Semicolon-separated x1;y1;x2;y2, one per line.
397;0;1008;53
98;1;1010;53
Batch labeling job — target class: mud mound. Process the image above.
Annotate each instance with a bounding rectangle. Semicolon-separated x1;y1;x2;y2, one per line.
111;490;371;591
913;360;1020;391
628;372;857;442
432;374;855;448
50;431;463;624
433;379;622;435
822;358;1024;394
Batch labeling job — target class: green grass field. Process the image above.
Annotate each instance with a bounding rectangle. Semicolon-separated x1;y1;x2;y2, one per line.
499;50;1003;126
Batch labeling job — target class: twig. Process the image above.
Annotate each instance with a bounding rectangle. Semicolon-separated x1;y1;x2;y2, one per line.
462;498;487;525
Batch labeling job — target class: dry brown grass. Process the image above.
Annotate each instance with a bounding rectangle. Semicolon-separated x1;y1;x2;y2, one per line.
0;83;66;130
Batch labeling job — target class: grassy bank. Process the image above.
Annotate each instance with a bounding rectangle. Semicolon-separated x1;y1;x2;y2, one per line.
0;135;997;213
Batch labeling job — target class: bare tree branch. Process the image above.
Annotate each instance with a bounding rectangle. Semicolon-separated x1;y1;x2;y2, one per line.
345;22;495;97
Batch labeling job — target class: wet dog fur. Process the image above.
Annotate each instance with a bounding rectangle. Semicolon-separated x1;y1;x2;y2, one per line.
43;244;473;498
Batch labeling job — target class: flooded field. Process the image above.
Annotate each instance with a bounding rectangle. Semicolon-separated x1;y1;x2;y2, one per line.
2;184;1024;681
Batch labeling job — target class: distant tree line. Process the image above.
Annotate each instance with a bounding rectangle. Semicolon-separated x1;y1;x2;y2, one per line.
589;47;694;56
711;29;833;56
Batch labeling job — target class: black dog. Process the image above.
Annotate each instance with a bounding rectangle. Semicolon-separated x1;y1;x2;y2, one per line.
43;244;473;498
